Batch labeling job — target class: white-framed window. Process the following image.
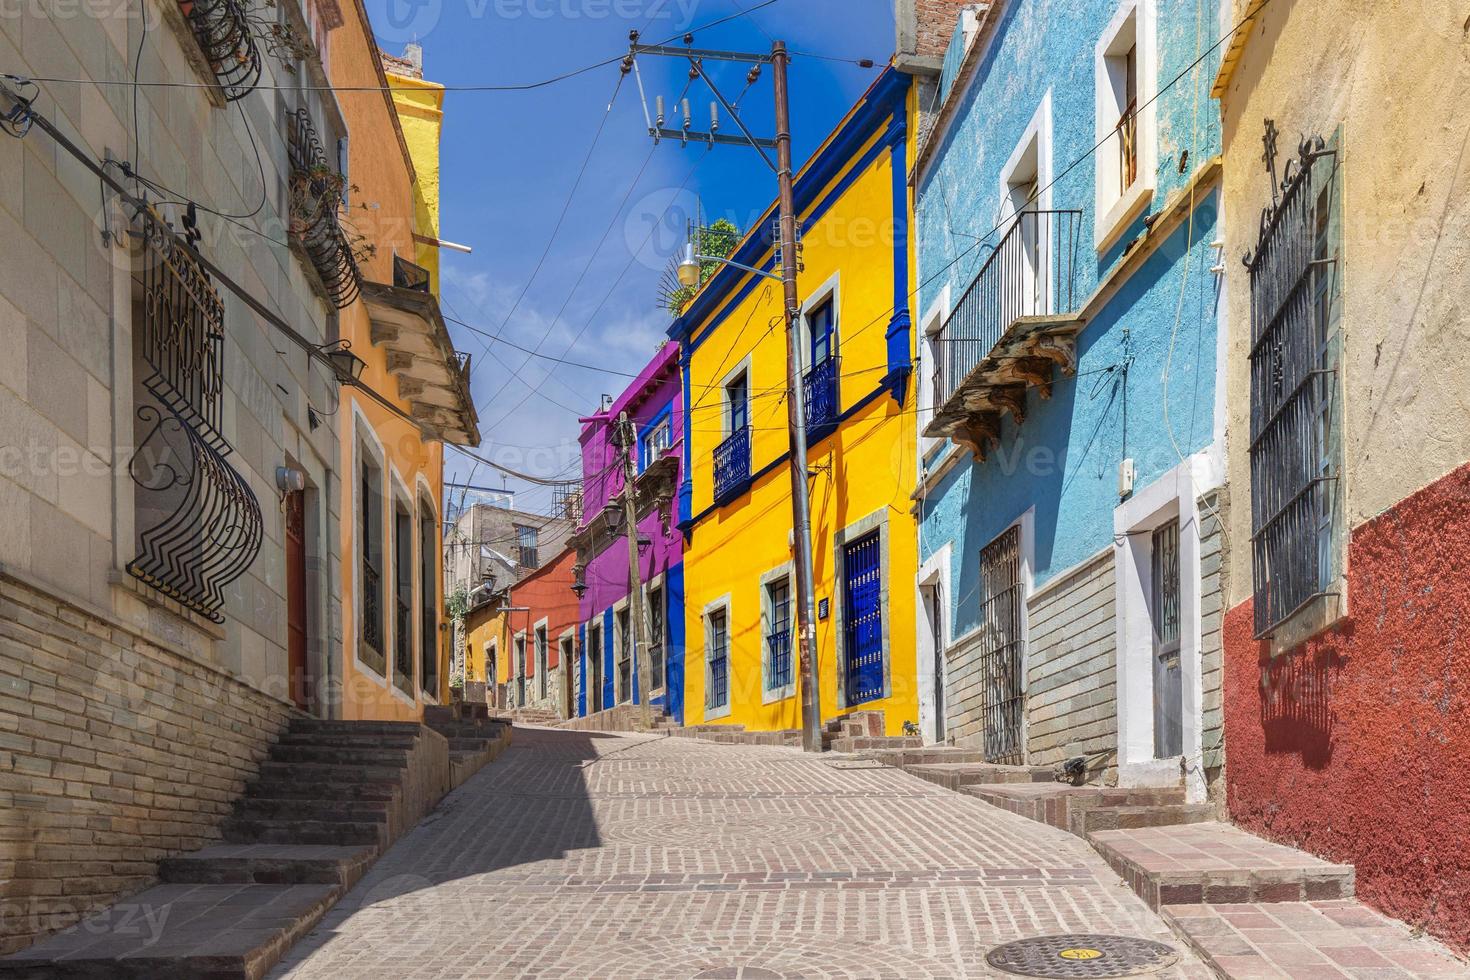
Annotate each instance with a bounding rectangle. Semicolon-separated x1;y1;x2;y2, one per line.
535;620;549;701
391;488;415;698
1094;0;1157;250
355;425;387;678
614;601;632;704
759;564;796;703
998;94;1054;318
724;370;750;436
702;596;732;719
916;285;951;461
646;580;666;694
639;416;673;471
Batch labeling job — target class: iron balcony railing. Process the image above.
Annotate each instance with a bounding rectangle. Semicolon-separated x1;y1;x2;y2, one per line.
712;425;751;505
934;209;1082;409
286;109;362;309
802;356;839;441
180;0;260;101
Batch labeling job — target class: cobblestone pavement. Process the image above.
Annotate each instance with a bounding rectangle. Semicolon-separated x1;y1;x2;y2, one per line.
271;727;1209;979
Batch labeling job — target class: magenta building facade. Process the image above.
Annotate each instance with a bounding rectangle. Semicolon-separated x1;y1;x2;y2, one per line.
571;341;686;722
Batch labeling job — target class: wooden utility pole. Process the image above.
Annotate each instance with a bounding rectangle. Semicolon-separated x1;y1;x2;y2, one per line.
771;41;822;752
628;33;822;751
616;412;655;729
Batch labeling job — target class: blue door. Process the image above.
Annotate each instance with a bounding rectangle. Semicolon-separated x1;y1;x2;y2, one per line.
843;531;884;705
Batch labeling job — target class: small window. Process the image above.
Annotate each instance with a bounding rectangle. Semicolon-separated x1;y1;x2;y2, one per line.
705;606;729;713
725;372;749;435
640;416;672;472
615;606;632;704
1094;1;1156;247
807;297;835;368
647;585;665;692
359;452;386;670
764;578;792;693
515;525;539;569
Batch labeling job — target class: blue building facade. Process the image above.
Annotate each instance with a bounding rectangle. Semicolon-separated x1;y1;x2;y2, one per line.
906;0;1228;803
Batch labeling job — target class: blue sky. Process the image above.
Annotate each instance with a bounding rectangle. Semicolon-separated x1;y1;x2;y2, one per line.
366;0;894;509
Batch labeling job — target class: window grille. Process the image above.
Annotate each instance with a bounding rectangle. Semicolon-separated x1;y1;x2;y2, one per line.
419;499;438;694
393;506;413;693
286;108;361;309
1245;131;1340;638
516;525;539;568
765;579;792;692
126;208;262;622
706;608;729;711
978;526;1024;764
648;586;665;692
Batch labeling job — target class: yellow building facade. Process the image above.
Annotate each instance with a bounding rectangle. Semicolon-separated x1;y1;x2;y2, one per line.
676;70;919;736
331;33;477;721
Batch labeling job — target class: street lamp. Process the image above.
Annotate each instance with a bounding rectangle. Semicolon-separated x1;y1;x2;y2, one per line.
678;241;782;288
319;340;366;386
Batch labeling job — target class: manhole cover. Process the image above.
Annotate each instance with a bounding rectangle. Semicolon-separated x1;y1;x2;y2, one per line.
986;934;1178;978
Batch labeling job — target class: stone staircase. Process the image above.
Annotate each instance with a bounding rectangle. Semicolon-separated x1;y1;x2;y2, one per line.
820;710;922;753
423;702;513;788
0;717;454;980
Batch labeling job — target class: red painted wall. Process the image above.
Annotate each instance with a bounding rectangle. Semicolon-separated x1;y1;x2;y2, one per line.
507;547;579;675
1224;463;1470;953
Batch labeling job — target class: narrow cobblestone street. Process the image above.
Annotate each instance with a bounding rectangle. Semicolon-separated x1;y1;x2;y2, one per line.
271;728;1207;978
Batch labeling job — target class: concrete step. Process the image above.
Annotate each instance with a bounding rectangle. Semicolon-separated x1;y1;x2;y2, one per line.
223;816;387;848
245;776;401;802
0;883;340;980
1162;902;1468;978
268;744;413;766
829;735;922;753
860;746;989;767
275;731;420;750
234;797;393;824
256;760;407;785
967;783;1187;832
289;718;422;737
1089;822;1356;910
1069;802;1215;835
159;844;376;887
908;762;1055;791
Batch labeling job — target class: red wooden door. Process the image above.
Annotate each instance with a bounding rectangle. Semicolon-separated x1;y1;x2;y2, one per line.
285;490;309;710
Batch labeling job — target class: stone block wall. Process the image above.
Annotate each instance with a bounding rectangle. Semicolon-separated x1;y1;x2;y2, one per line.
0;574;295;954
1025;551;1118;776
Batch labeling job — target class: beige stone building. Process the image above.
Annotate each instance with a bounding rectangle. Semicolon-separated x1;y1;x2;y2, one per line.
0;0;465;954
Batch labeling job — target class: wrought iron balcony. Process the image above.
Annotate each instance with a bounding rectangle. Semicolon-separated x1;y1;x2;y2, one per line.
286;109;362;309
925;209;1084;460
179;0;261;101
802;356;839;442
713;425;751;505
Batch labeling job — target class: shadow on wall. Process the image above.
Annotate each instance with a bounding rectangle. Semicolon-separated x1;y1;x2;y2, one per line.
1256;636;1344;770
271;727;615;969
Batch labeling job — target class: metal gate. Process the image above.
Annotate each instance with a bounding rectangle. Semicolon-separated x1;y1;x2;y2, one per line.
843;531;885;705
979;526;1024;764
1151;520;1183;758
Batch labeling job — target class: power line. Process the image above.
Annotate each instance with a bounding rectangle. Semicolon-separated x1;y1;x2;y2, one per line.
2;0;789;95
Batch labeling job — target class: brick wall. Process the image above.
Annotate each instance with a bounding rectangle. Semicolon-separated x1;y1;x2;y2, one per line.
0;574;295;954
896;0;975;66
1025;551;1117;775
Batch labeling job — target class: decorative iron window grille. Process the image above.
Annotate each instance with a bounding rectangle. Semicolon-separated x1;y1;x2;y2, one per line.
933;209;1082;408
978;525;1024;765
1245;129;1340;638
127;209;263;622
287;108;362;309
359;457;385;657
394;255;432;292
765;579;792;692
515;524;539;568
180;0;261;101
706;608;729;711
802;355;839;441
393;508;414;693
713;426;751;505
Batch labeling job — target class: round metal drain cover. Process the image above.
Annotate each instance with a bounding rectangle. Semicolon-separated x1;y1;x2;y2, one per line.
986;934;1177;978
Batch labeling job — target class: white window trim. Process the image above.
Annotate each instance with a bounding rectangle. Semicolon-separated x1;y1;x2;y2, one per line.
917;284;952;463
832;509;895;711
996;93;1056;318
350;403;390;689
1112;451;1221;804
514;629;528;681
758;562;797;705
797;271;842;375
386;472;417;708
915;543;952;746
1093;0;1158;251
702;594;733;720
559;627;577;717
